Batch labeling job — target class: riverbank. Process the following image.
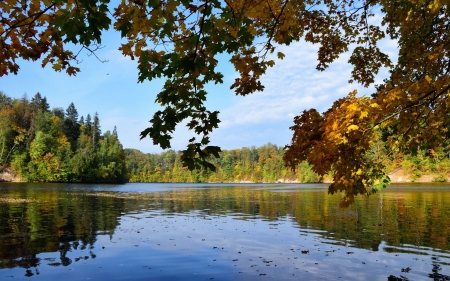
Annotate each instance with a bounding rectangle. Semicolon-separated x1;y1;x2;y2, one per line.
2;166;448;184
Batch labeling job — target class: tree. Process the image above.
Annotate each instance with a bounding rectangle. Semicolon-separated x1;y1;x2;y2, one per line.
0;92;13;107
71;129;96;181
0;106;16;165
63;102;81;150
92;112;101;146
52;107;65;120
30;93;49;114
27;131;71;182
84;114;92;136
97;130;128;183
2;0;450;204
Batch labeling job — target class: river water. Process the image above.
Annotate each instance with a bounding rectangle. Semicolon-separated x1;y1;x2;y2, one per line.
0;182;449;280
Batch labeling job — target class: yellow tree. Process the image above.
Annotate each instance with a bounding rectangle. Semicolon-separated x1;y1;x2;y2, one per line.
1;0;450;204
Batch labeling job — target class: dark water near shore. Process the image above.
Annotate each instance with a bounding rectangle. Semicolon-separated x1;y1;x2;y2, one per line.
1;182;450;280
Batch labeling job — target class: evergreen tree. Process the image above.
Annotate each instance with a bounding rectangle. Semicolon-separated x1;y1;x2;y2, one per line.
29;93;50;142
63;103;80;151
84;114;92;136
30;93;49;113
52;107;65;119
40;96;50;112
65;103;78;123
0;91;12;108
92;112;101;146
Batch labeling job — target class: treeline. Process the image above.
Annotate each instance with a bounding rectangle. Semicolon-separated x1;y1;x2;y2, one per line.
126;143;450;183
395;149;450;182
125;143;321;183
0;92;127;183
2;92;450;184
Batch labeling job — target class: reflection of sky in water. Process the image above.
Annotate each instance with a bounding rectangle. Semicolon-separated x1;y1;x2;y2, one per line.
2;183;450;280
4;209;450;280
87;183;331;193
0;182;329;194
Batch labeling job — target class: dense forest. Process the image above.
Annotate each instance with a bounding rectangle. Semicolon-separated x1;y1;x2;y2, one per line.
125;144;320;183
1;91;450;184
125;144;450;183
0;92;128;183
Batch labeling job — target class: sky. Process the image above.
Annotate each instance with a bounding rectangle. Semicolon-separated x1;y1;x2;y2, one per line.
1;18;397;154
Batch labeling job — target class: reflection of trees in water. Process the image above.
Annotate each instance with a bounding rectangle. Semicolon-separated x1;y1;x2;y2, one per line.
429;263;450;280
388;263;450;281
0;189;125;271
1;184;450;277
121;187;450;252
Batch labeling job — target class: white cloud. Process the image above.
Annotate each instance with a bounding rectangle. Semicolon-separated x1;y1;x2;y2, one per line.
219;42;360;127
206;37;398;150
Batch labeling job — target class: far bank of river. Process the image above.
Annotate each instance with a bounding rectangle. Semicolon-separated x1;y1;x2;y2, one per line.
1;166;448;184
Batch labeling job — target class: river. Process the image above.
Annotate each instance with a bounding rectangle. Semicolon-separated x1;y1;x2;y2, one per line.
0;183;449;280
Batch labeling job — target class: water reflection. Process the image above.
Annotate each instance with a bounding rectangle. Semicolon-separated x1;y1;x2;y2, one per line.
1;183;450;280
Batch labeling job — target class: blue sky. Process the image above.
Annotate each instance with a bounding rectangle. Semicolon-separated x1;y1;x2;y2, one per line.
1;23;397;154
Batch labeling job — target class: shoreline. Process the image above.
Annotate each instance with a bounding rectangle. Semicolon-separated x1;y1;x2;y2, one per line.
2;169;448;184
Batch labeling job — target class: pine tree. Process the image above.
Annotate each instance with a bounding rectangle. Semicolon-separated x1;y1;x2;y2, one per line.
40;96;50;112
30;93;49;113
84;114;92;136
0;91;12;108
52;107;65;119
92;112;101;146
65;103;78;123
64;102;80;151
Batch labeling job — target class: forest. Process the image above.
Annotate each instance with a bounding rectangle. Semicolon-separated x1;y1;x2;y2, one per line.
1;91;450;184
0;91;128;183
125;144;450;184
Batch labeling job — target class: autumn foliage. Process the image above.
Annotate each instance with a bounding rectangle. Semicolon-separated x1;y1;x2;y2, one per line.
1;0;450;204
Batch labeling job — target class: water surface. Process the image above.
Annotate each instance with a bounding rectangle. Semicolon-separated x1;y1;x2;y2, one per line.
1;183;450;280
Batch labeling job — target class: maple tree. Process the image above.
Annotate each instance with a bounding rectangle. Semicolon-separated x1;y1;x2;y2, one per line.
1;0;450;204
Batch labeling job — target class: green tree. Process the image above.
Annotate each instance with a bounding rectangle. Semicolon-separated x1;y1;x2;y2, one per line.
27;130;72;182
92;112;101;146
72;133;97;181
63;102;81;150
97;130;128;183
84;114;92;136
30;93;49;114
0;106;16;165
0;91;12;107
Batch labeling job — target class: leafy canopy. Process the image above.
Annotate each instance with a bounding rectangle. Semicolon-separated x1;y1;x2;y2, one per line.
2;0;450;204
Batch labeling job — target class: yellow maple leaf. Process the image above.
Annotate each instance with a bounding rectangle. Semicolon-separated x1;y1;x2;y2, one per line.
347;124;359;132
52;64;62;71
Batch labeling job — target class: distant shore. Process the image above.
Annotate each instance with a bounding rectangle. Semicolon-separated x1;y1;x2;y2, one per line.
2;166;448;184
